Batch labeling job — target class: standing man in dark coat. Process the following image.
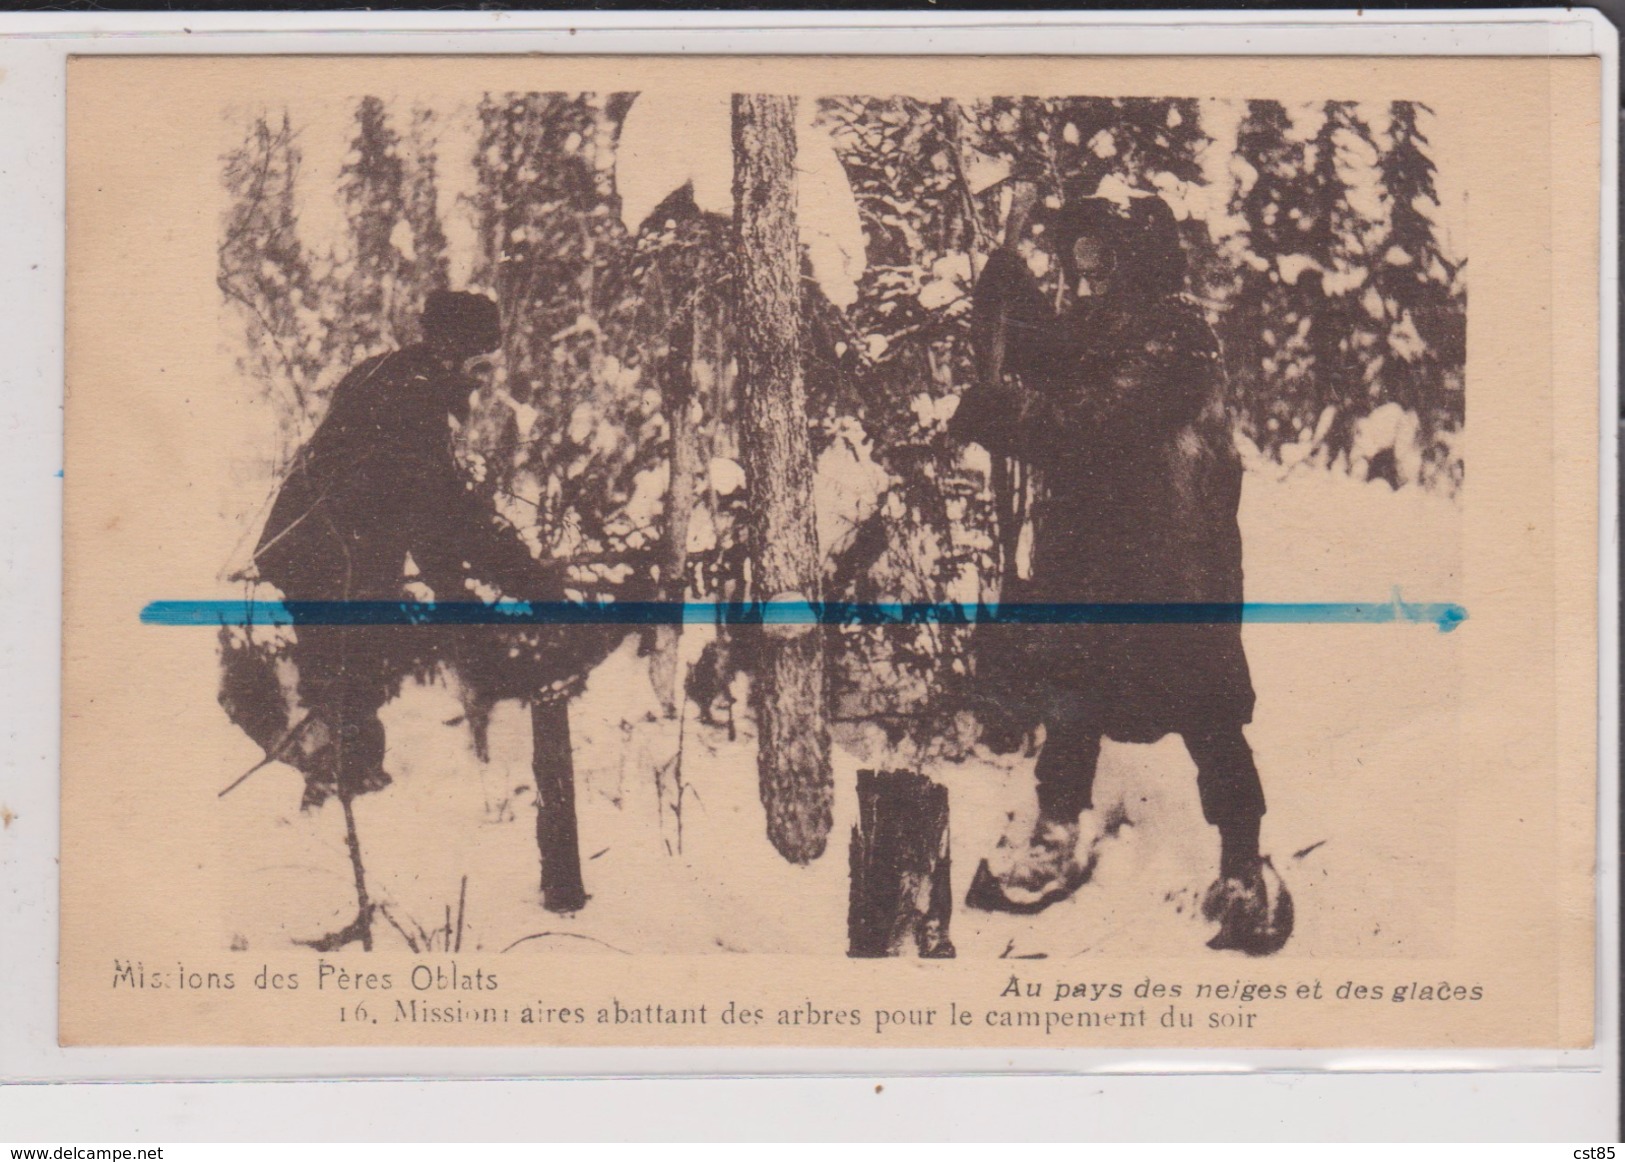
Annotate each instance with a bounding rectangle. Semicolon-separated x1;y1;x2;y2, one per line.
252;290;554;806
953;190;1291;954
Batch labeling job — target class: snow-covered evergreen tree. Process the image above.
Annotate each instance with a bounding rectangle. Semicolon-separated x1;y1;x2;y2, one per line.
1298;100;1384;462
465;92;653;569
1224;99;1310;453
218;113;324;440
327;96;413;364
1370;100;1466;486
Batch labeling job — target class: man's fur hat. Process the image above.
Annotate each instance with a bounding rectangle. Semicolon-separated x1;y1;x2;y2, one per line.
1047;191;1188;300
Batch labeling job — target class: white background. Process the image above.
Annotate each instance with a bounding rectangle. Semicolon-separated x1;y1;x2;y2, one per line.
0;9;1615;1142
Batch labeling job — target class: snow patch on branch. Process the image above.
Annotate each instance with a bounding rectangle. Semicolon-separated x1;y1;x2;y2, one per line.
615;93;867;308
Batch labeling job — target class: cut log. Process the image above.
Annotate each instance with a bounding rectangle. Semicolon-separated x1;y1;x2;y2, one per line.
848;769;955;958
532;697;586;912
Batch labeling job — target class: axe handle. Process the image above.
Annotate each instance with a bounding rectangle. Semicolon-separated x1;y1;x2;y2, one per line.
936;98;1039;596
981;179;1039;395
984;178;1040;383
983;180;1039;594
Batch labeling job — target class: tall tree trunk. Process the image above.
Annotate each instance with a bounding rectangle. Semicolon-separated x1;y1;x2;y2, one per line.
650;311;697;719
731;93;832;864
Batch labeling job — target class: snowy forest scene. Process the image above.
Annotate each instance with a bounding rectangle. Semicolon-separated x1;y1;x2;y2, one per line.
204;89;1466;963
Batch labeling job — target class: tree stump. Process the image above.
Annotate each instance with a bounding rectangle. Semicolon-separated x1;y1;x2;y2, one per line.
848;769;955;958
532;697;586;912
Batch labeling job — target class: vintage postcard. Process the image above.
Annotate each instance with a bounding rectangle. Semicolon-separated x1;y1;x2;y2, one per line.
60;51;1600;1050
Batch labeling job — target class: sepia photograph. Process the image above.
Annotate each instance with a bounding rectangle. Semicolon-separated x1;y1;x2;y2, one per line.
200;84;1466;960
57;52;1597;1050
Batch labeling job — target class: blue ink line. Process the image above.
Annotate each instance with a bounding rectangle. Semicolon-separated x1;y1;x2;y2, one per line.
140;598;1468;633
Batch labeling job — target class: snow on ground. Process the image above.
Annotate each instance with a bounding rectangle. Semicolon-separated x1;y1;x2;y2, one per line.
212;464;1462;963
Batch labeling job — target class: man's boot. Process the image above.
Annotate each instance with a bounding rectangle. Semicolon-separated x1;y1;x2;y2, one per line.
296;710;392;809
1202;855;1293;955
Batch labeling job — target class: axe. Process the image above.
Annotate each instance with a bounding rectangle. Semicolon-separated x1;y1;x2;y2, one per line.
941;106;1042;596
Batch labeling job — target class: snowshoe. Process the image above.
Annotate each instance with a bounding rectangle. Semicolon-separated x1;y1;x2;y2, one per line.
1201;855;1294;956
964;819;1097;914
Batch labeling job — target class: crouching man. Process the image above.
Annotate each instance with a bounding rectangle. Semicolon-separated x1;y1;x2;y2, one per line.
252;290;554;808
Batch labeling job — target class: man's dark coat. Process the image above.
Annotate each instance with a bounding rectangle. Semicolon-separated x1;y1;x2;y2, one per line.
954;195;1255;744
255;345;544;608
